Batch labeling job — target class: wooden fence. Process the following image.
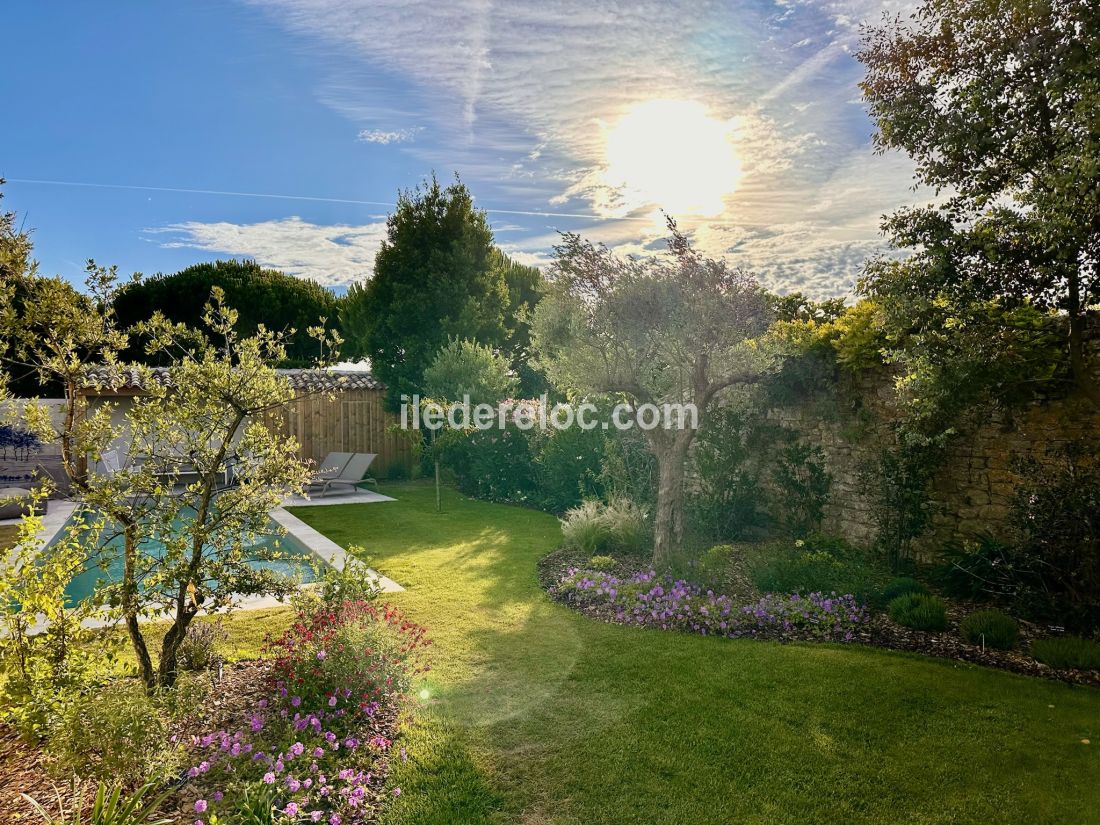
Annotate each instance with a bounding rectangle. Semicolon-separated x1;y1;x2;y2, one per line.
270;389;415;475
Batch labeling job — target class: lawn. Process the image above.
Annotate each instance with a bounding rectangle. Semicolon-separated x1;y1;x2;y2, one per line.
276;481;1100;824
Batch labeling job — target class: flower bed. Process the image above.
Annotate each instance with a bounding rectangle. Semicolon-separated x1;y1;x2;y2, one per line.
542;551;1100;687
555;568;868;642
179;598;430;824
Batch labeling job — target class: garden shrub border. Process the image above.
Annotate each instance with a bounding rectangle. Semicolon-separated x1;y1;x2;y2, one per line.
538;546;1100;688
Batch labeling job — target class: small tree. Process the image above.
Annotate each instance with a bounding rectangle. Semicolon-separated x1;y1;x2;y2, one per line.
3;243;336;689
76;295;323;688
418;337;517;512
422;337;519;406
531;222;774;563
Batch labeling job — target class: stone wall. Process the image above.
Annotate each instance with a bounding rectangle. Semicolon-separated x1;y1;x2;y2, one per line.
773;370;1100;555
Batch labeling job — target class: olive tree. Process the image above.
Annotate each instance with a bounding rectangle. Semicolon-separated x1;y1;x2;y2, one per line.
531;223;774;563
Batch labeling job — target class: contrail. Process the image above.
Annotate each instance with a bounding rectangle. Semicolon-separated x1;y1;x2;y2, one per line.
5;177;657;223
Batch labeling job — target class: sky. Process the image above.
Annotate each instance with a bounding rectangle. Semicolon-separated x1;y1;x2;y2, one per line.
1;0;922;299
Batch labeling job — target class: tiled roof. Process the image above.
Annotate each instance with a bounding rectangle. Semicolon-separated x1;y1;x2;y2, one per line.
278;369;386;391
81;366;385;393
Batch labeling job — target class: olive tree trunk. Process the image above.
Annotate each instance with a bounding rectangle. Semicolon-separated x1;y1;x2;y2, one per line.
649;431;694;566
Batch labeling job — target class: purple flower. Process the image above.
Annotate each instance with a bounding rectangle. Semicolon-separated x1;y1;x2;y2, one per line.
263;772;276;784
194;800;207;813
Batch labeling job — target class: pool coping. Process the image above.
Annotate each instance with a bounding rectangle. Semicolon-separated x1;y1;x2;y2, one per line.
2;488;404;630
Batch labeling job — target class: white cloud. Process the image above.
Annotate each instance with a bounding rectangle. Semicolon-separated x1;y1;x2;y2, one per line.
146;217;387;287
356;127;422;144
158;0;926;299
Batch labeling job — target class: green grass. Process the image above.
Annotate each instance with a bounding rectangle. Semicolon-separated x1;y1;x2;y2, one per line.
272;481;1100;824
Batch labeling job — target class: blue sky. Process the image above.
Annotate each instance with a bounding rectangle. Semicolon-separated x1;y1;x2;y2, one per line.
2;0;921;298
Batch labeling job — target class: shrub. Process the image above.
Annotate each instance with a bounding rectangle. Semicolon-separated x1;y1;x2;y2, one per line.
560;498;649;556
22;779;174;825
771;441;831;537
688;408;831;541
177;621;228;672
888;593;948;631
1010;446;1100;631
532;424;606;513
1031;635;1100;670
959;609;1019;650
317;554;381;606
186;598;426;822
934;535;1037;602
877;576;928;607
600;427;658;511
267;599;430;718
751;537;881;602
688;407;773;540
588;555;615;571
440;426;538;504
385;460;411;481
154;670;209;726
698;544;735;581
47;680;178;787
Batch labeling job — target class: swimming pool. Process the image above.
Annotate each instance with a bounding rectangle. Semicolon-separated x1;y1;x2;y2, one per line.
55;509;322;604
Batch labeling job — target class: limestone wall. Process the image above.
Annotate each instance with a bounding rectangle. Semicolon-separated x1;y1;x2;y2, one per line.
773;371;1100;554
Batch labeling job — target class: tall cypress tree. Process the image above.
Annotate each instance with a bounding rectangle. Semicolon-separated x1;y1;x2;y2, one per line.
341;174;509;405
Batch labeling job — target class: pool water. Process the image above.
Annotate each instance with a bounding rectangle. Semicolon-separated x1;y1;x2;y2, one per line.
56;509;321;604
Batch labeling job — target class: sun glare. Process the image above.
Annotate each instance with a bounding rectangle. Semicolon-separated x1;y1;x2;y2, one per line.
603;99;742;217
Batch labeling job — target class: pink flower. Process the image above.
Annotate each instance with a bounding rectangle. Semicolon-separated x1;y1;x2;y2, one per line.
263;772;276;784
317;650;326;660
194;800;207;813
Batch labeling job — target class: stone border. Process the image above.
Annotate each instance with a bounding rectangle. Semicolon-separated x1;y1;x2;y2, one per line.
269;505;403;593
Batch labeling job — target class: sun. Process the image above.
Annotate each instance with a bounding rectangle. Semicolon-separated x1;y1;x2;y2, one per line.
602;99;742;218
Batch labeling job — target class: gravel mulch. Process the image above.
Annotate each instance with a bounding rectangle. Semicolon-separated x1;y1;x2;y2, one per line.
860;611;1100;687
0;723;64;822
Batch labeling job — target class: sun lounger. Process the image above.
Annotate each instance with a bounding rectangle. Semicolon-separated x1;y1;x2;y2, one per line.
308;451;354;484
309;452;376;497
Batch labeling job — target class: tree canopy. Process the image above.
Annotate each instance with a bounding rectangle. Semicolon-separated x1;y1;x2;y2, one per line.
532;222;774;561
422;337;518;405
858;0;1100;408
340;175;510;405
113;259;342;367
